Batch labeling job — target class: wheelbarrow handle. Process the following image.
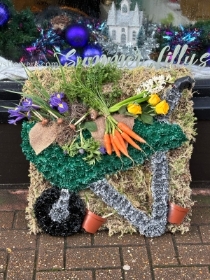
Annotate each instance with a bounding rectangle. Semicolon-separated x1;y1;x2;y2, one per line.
173;76;195;92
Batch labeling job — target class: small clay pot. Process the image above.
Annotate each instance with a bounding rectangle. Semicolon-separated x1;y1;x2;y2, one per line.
82;210;106;234
168;202;189;225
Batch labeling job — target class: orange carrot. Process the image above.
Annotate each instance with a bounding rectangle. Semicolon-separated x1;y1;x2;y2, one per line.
103;133;112;155
110;134;121;158
117;122;146;143
114;130;127;151
112;135;129;157
121;132;142;151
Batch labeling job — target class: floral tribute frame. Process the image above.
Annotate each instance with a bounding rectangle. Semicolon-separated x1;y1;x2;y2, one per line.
8;64;196;237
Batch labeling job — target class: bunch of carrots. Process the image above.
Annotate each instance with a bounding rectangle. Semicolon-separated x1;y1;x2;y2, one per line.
85;87;150;161
103;115;147;161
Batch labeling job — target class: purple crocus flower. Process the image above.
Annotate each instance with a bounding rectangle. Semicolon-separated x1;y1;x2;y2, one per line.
49;93;68;114
21;98;33;107
49;93;64;107
55;92;64;99
8;115;25;125
21;98;40;110
8;107;26;124
57;101;68;113
8;107;22;117
49;95;61;107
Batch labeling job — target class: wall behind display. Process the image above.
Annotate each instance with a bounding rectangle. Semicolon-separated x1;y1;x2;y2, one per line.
180;0;210;20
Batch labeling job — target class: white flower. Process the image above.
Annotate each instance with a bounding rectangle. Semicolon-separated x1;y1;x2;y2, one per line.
136;75;168;94
151;84;165;93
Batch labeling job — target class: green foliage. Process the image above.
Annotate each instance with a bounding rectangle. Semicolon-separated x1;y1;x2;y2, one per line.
62;129;102;165
82;121;98;132
137;27;145;47
0;0;38;61
139;113;153;125
193;20;210;56
160;13;174;26
63;62;123;109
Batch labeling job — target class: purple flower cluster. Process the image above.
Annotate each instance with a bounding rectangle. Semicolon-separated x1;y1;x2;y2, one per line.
8;98;40;125
49;93;69;114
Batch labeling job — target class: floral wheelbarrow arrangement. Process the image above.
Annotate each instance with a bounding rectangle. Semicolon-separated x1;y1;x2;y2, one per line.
8;63;194;237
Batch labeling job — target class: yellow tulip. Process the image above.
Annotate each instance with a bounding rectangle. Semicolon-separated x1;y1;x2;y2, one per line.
155;100;169;115
127;103;142;115
148;94;161;106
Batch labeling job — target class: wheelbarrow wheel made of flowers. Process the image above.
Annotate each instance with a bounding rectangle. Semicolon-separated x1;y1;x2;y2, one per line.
34;187;86;236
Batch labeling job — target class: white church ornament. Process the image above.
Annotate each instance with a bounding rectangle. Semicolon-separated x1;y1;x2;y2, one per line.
107;0;144;46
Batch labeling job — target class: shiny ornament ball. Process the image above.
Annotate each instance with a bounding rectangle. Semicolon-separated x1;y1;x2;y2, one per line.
65;24;89;48
59;48;81;66
0;3;9;26
82;44;102;60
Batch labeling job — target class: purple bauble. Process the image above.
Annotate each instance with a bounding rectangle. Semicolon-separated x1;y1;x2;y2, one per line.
65;24;89;48
59;49;81;66
0;3;9;26
82;45;103;60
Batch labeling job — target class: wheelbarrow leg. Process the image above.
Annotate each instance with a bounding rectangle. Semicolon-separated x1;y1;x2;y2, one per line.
89;151;169;237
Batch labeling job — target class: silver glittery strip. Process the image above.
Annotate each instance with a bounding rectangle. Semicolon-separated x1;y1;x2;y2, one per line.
159;76;194;122
89;151;169;237
49;189;70;223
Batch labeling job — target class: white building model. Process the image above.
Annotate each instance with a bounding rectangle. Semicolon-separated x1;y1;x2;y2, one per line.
107;0;144;46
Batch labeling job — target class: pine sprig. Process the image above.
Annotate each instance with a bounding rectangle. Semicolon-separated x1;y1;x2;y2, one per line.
0;0;38;61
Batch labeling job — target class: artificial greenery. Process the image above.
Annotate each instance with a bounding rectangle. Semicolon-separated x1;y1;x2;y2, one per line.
0;0;38;61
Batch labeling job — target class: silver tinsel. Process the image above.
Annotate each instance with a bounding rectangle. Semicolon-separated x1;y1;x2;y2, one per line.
98;22;159;61
90;151;169;237
158;76;195;122
49;189;70;223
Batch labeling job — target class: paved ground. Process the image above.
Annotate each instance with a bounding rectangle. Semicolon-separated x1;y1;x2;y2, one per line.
0;189;210;280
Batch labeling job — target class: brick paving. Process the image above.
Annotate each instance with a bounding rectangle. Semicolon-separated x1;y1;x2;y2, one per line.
0;190;210;280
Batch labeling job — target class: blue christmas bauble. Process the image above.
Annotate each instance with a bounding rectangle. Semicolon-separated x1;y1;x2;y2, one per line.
82;44;103;60
59;48;81;66
0;3;9;26
65;24;89;48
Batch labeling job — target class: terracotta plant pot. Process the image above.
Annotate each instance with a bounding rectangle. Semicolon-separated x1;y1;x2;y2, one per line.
168;202;189;225
82;210;107;234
